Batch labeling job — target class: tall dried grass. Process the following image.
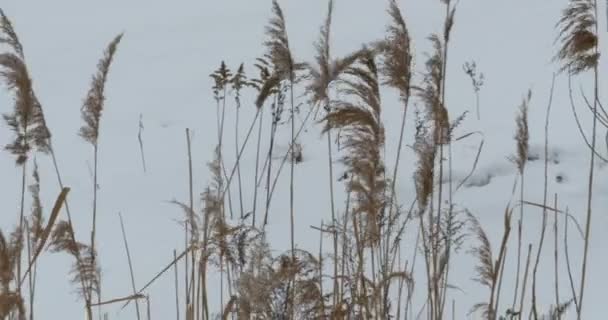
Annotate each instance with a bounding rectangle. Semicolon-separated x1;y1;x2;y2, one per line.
0;1;604;319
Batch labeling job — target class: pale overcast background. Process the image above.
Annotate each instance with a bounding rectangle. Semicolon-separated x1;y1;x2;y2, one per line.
0;0;607;319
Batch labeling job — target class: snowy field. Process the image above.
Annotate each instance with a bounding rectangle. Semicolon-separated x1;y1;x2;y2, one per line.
0;0;607;319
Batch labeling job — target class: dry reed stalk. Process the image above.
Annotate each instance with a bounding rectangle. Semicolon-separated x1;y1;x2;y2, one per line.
553;194;560;320
118;213;141;320
376;1;413;313
91;294;145;307
211;61;235;221
307;0;339;305
249;58;273;223
24;220;34;320
318;221;326;317
259;7;304;297
20;187;69;284
436;4;457;317
511;89;531;313
185;128;196;310
467;206;511;320
463;61;484;120
231;64;247;219
563;207;579;311
518;244;533;318
322;48;385;318
146;295;151;320
78;35;123;316
531;75;555;318
119;245;192;314
138;114;146;173
567;76;608;162
555;1;600;315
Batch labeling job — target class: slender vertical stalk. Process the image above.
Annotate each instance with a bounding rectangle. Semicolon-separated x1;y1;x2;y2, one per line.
512;184;523;311
263;93;280;226
578;28;599;320
219;85;235;220
553;194;560;319
564;208;579;311
146;295;151;320
138;114;146;173
186;128;195;309
532;75;555;318
17;160;27;300
183;129;191;310
288;75;296;320
235;96;245;219
318;221;326;318
326;127;339;307
119;212;141;320
252;107;264;227
90;143;99;311
519;244;533;319
174;250;180;320
25;221;34;320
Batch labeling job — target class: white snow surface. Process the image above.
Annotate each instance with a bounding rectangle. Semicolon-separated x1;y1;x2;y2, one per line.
0;0;607;319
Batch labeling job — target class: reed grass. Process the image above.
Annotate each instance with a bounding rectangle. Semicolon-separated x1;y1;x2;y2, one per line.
0;1;604;319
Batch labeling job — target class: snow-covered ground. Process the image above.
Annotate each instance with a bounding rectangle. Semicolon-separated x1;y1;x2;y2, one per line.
0;0;606;319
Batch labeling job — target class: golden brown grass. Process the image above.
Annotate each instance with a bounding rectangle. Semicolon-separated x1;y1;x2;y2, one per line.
0;1;604;319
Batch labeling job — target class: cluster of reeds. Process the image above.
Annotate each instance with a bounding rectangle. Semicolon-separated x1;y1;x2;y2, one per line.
0;0;604;319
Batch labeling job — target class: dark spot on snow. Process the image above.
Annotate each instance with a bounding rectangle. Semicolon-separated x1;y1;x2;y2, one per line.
465;173;493;188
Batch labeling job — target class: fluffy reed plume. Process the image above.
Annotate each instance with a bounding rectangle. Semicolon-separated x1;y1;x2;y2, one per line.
468;206;512;320
416;35;449;146
79;34;122;252
79;33;123;145
413;33;455;320
28;161;44;248
0;228;25;319
0;9;51;164
511;89;531;313
254;55;282;110
50;221;100;301
378;0;412;105
323;48;385;247
78;34;122;307
263;1;298;84
413;113;435;215
210;61;232;137
305;0;363;308
514;91;531;173
0;10;23;57
0;12;51;311
254;0;304;109
259;6;302;309
467;213;496;320
306;1;361;108
554;0;598;74
25;160;43;317
236;247;324;319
